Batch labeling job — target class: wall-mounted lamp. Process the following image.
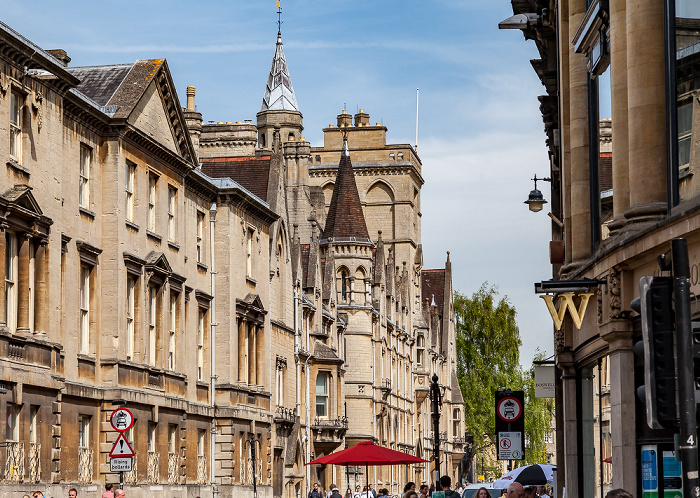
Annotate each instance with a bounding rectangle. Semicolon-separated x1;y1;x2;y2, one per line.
524;175;552;212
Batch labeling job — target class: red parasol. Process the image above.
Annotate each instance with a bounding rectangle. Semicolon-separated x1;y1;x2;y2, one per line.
307;442;428;495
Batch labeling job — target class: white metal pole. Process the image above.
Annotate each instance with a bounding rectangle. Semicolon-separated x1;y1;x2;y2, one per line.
209;201;218;498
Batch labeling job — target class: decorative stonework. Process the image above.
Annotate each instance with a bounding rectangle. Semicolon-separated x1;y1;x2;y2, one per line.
609;269;622;319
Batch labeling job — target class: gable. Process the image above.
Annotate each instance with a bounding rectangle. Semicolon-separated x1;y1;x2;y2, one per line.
130;80;178;153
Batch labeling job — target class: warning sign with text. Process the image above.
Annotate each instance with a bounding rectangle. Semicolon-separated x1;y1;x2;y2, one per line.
498;432;524;460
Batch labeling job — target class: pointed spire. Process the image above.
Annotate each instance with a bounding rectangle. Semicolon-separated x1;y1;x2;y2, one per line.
321;137;371;243
261;28;299;112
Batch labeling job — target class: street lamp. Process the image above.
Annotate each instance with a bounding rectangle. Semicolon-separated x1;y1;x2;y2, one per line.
430;374;446;485
245;437;262;498
524;175;551;213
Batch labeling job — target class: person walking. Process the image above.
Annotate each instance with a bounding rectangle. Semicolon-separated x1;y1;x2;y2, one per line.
419;484;430;498
102;484;115;498
114;489;126;498
309;482;323;498
330;486;343;498
439;476;461;498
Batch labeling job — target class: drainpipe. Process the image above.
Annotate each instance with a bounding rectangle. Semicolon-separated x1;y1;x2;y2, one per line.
294;290;300;416
209;201;218;498
305;353;312;495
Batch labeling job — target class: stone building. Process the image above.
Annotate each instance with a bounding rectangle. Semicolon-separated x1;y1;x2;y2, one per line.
503;0;700;497
0;17;464;498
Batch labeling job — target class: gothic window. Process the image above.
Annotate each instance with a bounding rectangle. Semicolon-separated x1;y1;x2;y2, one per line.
354;267;366;304
337;268;349;303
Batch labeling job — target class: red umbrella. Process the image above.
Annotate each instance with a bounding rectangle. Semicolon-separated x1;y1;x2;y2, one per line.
307;442;428;495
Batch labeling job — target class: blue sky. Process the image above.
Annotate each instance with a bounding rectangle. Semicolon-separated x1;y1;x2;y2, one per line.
2;1;554;367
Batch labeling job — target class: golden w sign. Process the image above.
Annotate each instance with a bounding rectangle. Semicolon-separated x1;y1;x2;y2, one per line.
540;292;595;330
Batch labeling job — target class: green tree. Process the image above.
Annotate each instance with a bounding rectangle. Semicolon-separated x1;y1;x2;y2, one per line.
455;284;553;481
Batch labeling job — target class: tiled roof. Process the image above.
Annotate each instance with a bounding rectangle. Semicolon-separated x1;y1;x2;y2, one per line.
201;156;271;202
422;269;445;312
321;140;371;242
314;340;339;360
67;64;133;106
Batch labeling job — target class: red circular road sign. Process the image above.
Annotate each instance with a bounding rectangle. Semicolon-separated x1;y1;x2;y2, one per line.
496;396;523;422
110;408;134;432
500;438;512;449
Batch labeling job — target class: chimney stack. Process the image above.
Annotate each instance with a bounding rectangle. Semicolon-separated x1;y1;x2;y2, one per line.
186;86;196;112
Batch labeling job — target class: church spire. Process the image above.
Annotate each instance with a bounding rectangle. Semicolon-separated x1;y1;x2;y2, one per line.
260;12;299;113
321;137;371;244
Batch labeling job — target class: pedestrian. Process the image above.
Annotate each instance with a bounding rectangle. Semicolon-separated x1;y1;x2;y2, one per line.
523;488;536;498
605;490;633;498
102;484;115;498
405;492;418;498
369;484;377;498
330;486;343;498
506;483;525;498
455;481;464;495
310;482;323;498
379;489;390;497
328;484;338;498
33;492;45;498
476;487;490;498
439;476;460;498
403;482;417;498
69;489;78;498
419;484;430;498
114;489;126;498
354;485;362;498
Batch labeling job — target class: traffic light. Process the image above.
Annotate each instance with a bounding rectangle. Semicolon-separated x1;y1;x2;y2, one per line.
631;276;678;429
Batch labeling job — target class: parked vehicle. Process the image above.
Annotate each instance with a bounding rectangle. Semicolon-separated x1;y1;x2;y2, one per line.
461;483;502;498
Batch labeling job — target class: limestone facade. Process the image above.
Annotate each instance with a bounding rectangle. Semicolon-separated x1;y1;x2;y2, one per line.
505;1;700;497
0;19;465;498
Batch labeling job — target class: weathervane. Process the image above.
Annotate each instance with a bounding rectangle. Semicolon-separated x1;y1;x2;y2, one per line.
277;0;282;35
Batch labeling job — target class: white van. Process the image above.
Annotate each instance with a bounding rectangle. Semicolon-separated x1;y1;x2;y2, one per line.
461;483;502;498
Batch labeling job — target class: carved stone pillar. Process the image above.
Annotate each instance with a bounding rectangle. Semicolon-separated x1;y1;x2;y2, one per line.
248;322;256;385
238;318;246;382
558;353;579;497
568;0;592;265
0;231;6;328
609;0;630;227
624;0;667;224
16;235;31;334
34;241;48;335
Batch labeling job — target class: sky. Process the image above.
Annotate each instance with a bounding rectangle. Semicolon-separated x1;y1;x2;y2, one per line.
1;1;554;367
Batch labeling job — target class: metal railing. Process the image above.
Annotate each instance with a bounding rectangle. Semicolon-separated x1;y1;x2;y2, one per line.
78;447;93;484
196;455;207;485
124;453;138;484
167;452;178;484
147;451;160;484
312;416;349;429
274;406;295;423
28;443;40;483
4;441;24;482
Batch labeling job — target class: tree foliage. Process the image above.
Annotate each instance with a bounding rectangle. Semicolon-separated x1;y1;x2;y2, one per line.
455;283;553;481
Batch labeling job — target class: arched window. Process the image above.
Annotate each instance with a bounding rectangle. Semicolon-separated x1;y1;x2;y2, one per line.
354;267;366;304
259;133;266;148
337;268;349;303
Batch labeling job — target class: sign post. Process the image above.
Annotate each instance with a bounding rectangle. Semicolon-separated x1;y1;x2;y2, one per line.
495;390;525;462
109;407;135;489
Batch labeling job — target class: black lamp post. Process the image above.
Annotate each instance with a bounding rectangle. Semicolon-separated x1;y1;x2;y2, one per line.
524;174;552;213
245;437;262;498
429;374;443;485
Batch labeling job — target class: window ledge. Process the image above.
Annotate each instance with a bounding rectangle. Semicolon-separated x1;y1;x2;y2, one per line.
6;158;29;176
197;262;208;273
196;380;209;389
125;220;140;232
146;230;162;243
168;241;180;252
246;277;257;286
77;354;96;364
79;207;96;219
679;168;693;181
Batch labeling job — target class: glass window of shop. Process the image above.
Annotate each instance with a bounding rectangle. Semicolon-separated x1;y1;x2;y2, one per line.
669;1;700;204
579;356;612;498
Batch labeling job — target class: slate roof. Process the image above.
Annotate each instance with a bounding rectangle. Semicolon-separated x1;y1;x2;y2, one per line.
261;32;299;112
451;370;465;404
422;269;445;312
314;340;340;360
67;64;133;106
200;156;271;202
321;139;371;243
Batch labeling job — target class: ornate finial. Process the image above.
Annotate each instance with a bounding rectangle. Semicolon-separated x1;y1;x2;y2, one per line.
276;0;283;37
446;250;450;262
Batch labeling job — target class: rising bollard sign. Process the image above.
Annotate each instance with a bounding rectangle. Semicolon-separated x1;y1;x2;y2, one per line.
109;407;135;476
495;390;525;460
